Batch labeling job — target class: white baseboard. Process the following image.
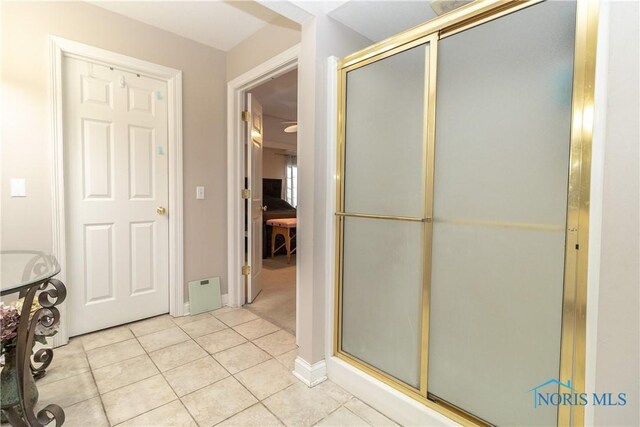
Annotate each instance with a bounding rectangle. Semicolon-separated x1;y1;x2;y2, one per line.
293;357;328;387
52;330;68;347
326;356;459;427
182;293;229;316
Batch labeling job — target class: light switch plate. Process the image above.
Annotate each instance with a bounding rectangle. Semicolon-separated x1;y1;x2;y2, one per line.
196;186;205;200
10;179;26;197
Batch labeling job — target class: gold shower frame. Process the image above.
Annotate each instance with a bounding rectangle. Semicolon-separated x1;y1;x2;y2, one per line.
333;1;599;425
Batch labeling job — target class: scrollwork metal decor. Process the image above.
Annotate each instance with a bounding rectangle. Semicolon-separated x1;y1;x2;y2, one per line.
2;278;66;426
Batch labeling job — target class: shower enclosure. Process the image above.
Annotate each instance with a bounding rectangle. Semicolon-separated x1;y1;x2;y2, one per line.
334;0;598;425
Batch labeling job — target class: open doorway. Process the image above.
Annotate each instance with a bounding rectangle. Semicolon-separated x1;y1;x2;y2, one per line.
243;69;298;335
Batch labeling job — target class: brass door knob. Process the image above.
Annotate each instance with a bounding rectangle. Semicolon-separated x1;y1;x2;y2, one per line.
157;206;167;215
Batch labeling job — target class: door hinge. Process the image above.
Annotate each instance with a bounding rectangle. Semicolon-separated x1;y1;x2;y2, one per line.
241;111;251;122
242;264;251;276
241;188;251;199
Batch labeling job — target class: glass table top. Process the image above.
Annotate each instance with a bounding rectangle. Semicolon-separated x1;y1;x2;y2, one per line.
1;251;61;295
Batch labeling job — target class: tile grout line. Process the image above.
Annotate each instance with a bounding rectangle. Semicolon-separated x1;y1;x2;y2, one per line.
110;398;184;427
92;323;158;425
350;396;402;426
313;403;345;426
36;342;105;421
169;341;275;399
201;337;247;356
96;318;202;425
81;335;116;426
341;404;376;427
218;371;289;427
165;320;237;426
193;324;287;361
104;325;184;426
78;323;137;352
82;336;131;353
35;368;91;389
260;382;303;426
212;311;265;329
171;316;290;426
257;401;289;427
139;318;210;426
156;353;211;377
80;312;175;352
313;401;372;427
88;352;162;396
87;346;147;372
122;322;293;427
44;312;228;426
54;311;311;427
308;383;353;425
203;326;298;406
100;316;267;405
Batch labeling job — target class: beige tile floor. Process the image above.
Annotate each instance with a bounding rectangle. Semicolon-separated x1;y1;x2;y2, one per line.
25;307;398;426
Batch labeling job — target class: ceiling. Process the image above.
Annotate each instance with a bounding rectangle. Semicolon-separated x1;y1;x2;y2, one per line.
90;0;448;53
249;69;297;150
327;1;438;42
89;1;283;51
250;69;298;121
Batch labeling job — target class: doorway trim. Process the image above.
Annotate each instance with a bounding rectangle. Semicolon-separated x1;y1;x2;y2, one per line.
226;44;299;318
49;36;184;346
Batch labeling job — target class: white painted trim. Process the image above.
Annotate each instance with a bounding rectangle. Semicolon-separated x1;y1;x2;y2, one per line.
293;357;328;387
326;356;458;426
49;37;67;347
255;0;313;25
182;294;229;316
49;36;184;346
584;3;610;425
226;45;299;313
324;57;339;358
50;37;183;80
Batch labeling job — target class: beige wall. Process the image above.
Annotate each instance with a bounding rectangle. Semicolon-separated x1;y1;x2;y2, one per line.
226;16;301;81
0;1;229;296
296;14;372;365
263;148;287;198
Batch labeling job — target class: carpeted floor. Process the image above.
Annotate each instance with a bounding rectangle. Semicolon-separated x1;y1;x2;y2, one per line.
245;255;296;334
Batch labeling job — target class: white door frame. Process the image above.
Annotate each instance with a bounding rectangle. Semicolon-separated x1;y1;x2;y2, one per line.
49;36;184;346
226;44;299;315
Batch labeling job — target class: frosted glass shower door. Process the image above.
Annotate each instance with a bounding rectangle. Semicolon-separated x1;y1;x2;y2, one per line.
339;42;430;390
427;1;577;426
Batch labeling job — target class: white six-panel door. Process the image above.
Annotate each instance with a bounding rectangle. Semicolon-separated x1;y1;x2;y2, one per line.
64;57;169;336
247;94;264;303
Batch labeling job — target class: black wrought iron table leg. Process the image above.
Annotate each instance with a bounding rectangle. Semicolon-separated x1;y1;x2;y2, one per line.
4;279;66;426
